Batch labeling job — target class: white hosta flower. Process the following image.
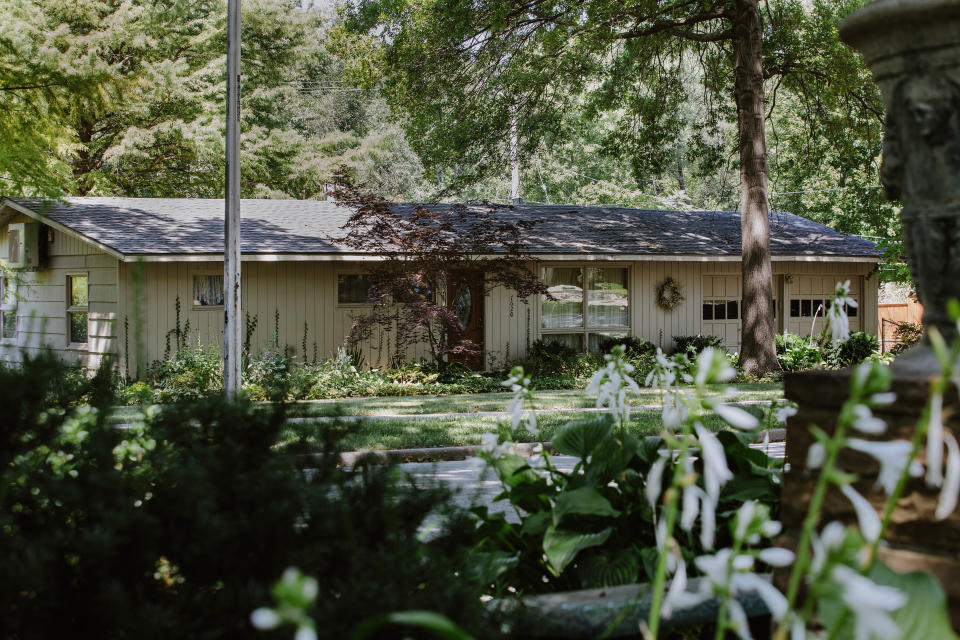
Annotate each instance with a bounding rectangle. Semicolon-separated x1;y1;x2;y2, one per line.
734;501;756;542
696;424;734;501
761;520;783;538
851;404;887;435
294;627;318;640
250;608;281;630
691;549;792;634
840;484;882;543
758;547;795;568
699;490;716;550
806;442;826;469
926;392;944;488
868;392;896;406
501;367;537;436
811;521;847;575
681;484;699;532
679;485;717;550
827;280;858;345
480;431;499;454
936;431;960;520
732;572;789;621
646;348;678;389
831;565;906;640
714;403;760;431
732;554;755;571
645;454;668;512
588;354;642;424
727;598;751;640
506;395;525;430
656;518;668;553
773;402;798;424
847;438;923;495
661;554;691;619
662;393;687;430
694;348;736;388
695;549;730;590
791;616;808;640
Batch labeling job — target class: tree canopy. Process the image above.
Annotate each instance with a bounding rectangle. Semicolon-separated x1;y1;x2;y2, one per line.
0;0;426;199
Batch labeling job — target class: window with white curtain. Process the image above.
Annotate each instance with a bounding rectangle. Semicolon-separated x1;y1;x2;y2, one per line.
541;266;629;353
193;275;224;307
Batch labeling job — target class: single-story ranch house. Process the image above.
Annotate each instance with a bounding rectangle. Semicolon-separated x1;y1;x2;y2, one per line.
0;197;880;377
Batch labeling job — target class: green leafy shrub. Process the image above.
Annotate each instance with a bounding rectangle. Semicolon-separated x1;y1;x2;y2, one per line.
119;380;155;404
244;348;317;401
673;334;725;355
595;335;656;358
523;339;600;378
146;344;223;402
825;331;879;368
890;321;922;354
776;333;821;372
1;354;499;639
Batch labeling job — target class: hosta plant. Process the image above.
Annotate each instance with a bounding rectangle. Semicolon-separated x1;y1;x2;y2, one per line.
466;347;782;594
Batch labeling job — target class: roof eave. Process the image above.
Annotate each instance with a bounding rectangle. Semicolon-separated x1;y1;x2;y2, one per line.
0;197;127;260
121;251;883;263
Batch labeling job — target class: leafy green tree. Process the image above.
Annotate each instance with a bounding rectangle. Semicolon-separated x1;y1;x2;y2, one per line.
0;0;121;196
346;0;813;375
0;0;428;200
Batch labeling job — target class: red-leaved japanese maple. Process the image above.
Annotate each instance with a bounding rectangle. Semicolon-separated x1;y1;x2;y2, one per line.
329;179;548;370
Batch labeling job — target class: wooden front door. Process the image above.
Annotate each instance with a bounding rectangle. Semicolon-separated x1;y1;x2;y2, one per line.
448;270;485;370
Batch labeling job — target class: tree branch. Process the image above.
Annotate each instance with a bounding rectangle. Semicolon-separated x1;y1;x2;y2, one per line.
0;83;62;92
615;10;729;41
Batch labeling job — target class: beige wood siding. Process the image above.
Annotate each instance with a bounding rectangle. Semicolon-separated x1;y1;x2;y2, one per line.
0;214;119;370
484;284;534;368
111;256;880;377
527;259;878;357
120;260;439;378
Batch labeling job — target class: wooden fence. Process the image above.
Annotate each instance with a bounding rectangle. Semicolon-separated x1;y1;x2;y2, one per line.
878;298;923;352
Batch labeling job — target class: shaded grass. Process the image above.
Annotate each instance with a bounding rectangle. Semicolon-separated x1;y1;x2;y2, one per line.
276;404;773;452
280;382;783;418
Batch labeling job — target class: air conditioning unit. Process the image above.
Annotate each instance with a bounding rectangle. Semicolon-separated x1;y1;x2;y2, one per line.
6;222;40;270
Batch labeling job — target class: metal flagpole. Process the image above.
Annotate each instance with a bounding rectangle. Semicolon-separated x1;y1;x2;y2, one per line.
510;104;521;205
224;0;242;395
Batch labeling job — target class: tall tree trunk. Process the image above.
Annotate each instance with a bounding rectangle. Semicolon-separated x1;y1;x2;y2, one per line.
732;0;779;376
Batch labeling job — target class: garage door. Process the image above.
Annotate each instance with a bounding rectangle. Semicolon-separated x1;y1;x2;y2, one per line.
787;275;859;337
702;275;741;351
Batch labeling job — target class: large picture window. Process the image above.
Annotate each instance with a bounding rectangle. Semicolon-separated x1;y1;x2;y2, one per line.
0;274;16;341
541;266;629;353
67;274;88;344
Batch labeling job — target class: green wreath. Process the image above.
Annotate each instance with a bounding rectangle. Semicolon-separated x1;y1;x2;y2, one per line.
656;276;685;312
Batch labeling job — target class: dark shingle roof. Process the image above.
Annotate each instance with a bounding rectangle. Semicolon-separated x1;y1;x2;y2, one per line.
3;197;880;258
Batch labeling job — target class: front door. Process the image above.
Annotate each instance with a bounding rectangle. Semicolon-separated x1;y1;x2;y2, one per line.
448;270;485;370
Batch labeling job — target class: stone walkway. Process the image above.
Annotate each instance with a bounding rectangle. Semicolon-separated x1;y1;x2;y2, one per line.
289;399;778;423
402;440;786;521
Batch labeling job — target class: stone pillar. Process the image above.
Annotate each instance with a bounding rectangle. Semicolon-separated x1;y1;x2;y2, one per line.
779;2;960;629
782;370;960;627
841;0;960;372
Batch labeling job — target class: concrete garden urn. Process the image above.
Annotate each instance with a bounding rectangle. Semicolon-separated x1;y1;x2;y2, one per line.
840;0;960;373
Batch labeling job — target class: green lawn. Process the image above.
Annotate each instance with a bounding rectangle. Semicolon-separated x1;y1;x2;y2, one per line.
111;382;783;451
277;403;777;452
281;382;783;418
